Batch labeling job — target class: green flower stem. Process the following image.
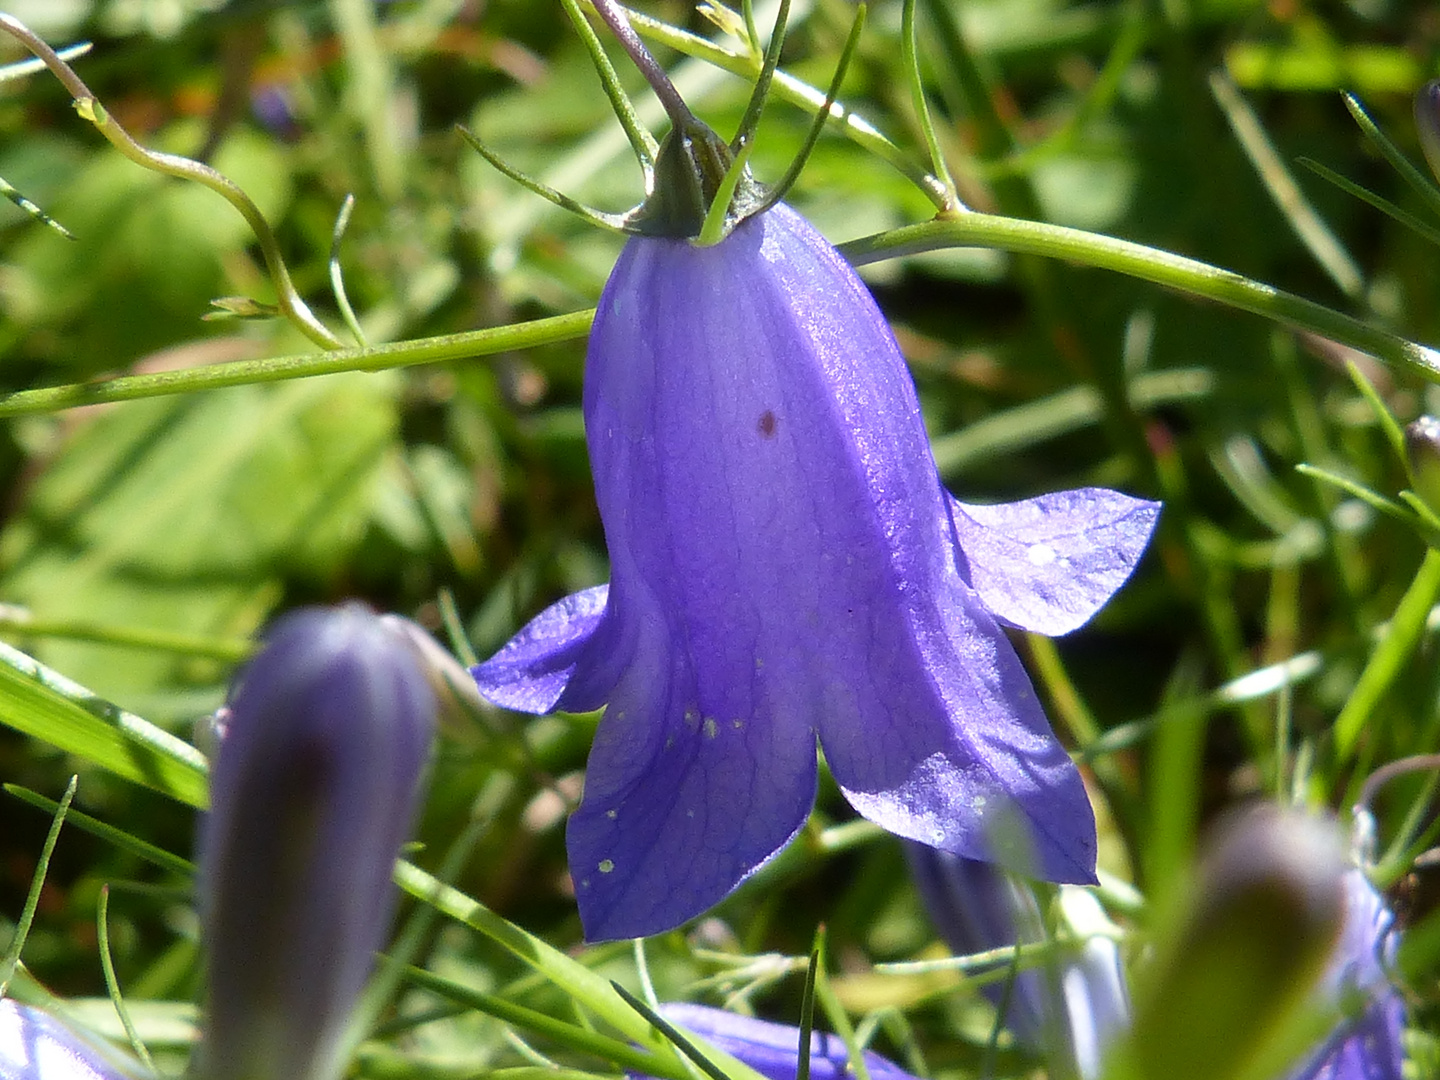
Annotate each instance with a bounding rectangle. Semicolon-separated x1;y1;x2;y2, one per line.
618;3;952;209
0;14;343;351
0;216;1432;418
839;215;1440;384
0;311;594;418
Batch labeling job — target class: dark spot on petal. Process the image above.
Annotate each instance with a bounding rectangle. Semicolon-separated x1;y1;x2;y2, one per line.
758;410;777;437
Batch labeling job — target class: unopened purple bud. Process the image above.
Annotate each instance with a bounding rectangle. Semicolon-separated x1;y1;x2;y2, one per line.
0;999;143;1080
1415;80;1440;183
197;604;436;1080
631;1003;919;1080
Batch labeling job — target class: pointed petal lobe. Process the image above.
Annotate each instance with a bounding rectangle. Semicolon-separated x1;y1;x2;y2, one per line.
471;585;609;714
949;489;1160;636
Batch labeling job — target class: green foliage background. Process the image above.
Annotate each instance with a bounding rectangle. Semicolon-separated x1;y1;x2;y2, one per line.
0;0;1437;1076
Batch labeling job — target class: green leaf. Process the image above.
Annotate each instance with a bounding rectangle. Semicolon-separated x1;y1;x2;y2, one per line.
0;639;208;807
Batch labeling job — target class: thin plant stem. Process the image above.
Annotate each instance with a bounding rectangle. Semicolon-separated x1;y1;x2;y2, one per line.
588;0;695;127
901;0;958;209
0;216;1432;419
0;14;343;350
562;0;658;172
753;2;867;216
838;215;1440;383
731;0;791;149
619;3;950;208
0;776;76;998
329;193;368;348
98;885;156;1071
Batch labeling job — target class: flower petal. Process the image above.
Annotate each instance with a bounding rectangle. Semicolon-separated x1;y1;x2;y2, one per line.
566;601;818;941
819;579;1098;884
948;489;1160;636
470;585;609;714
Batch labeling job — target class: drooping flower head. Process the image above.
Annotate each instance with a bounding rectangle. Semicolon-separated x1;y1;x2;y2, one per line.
0;999;146;1080
197;604;436;1080
472;1;1159;941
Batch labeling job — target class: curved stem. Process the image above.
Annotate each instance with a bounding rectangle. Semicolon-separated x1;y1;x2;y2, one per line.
0;14;343;350
588;0;696;129
0;311;595;418
838;215;1440;384
620;3;951;210
0;215;1431;417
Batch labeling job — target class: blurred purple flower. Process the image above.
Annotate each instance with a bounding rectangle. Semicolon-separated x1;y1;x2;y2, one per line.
631;1003;919;1080
907;844;1129;1079
1287;869;1406;1080
198;604;435;1080
473;201;1159;941
0;999;142;1080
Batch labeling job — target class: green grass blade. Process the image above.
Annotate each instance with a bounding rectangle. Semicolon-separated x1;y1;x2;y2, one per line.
0;640;209;808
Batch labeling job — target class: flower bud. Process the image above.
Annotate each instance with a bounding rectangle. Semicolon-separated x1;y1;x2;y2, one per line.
1129;807;1348;1080
1404;415;1440;513
197;604;435;1080
0;999;143;1080
1415;80;1440;184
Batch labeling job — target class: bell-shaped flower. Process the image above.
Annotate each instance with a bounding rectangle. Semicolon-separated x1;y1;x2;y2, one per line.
0;999;145;1080
629;1003;919;1080
473;198;1159;941
1286;869;1406;1080
907;843;1129;1079
197;604;436;1080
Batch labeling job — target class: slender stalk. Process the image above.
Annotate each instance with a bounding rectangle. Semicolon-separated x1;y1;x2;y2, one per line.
0;776;76;997
0;14;343;350
901;0;958;209
0;215;1431;418
620;3;951;209
588;0;695;127
754;2;867;215
838;215;1440;383
561;0;658;172
731;0;791;149
0;310;594;418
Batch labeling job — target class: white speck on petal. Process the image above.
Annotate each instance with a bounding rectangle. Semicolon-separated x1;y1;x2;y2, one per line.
1027;543;1058;566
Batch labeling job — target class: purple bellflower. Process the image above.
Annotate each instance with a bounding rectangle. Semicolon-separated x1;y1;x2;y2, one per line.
197;604;436;1080
1286;869;1406;1080
0;1000;143;1080
630;1003;919;1080
469;1;1159;942
907;843;1129;1079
